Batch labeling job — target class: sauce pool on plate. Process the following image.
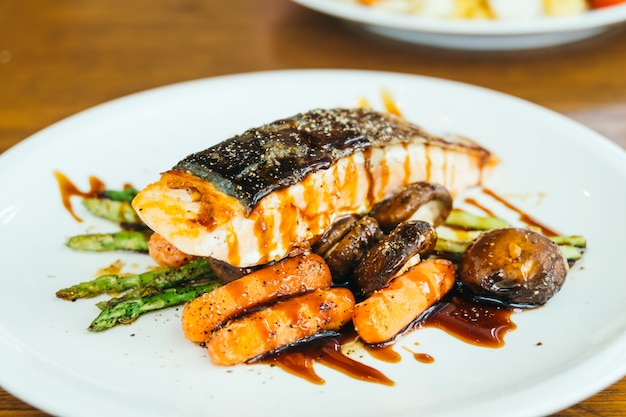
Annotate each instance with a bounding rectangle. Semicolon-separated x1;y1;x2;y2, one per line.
258;292;517;385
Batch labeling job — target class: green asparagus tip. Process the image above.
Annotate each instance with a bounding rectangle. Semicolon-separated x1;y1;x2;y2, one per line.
65;230;150;252
88;282;221;332
445;209;509;231
82;197;143;225
100;187;139;203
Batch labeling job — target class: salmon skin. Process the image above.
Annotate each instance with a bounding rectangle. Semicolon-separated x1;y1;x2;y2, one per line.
132;108;493;268
174;108;374;215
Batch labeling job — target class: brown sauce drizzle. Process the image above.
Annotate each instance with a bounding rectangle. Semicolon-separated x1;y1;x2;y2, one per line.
346;160;361;204
363;148;376;205
480;187;559;236
381;89;403;118
252;206;269;265
463;197;497;218
424;145;432;182
225;223;241;267
258;289;517;385
378;151;391;196
402;143;412;186
260;333;395;386
54;171;106;222
420;294;516;348
414;353;435;364
409;351;435;364
96;259;125;277
365;343;402;364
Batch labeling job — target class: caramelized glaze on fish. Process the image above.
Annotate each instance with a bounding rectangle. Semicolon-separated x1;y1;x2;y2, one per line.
132;108;493;267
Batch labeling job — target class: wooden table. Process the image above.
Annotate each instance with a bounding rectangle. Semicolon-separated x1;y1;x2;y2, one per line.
1;1;624;415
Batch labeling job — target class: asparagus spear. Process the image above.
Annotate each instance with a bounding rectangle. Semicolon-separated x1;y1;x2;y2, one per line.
95;284;164;310
557;245;584;261
88;282;221;332
438;210;586;262
434;238;472;255
434;235;586;261
549;235;587;248
444;209;509;230
82;198;143;225
56;258;212;300
95;265;217;310
66;230;151;252
99;187;138;203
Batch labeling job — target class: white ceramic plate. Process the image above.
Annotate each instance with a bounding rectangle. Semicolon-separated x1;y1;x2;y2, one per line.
292;0;626;49
1;69;625;417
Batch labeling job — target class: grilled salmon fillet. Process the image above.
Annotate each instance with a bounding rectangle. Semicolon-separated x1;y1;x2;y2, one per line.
132;108;493;267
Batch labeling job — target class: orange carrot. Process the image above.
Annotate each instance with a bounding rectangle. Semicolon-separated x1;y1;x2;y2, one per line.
206;287;355;366
182;252;332;343
352;258;455;345
148;232;198;267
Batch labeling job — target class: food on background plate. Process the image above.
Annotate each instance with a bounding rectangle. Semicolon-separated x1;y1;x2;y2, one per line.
588;0;625;6
350;0;624;19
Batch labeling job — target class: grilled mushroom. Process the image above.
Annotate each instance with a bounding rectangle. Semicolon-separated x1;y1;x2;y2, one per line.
353;220;437;298
369;182;453;231
207;257;259;283
457;228;568;308
311;215;360;256
323;216;383;287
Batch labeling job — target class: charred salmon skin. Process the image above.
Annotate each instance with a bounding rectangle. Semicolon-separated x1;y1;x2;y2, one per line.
132;108;492;268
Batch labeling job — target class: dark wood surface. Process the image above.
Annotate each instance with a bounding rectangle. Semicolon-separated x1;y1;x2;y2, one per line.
1;1;624;416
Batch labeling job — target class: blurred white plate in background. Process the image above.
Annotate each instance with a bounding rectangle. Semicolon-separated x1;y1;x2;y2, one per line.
292;0;626;49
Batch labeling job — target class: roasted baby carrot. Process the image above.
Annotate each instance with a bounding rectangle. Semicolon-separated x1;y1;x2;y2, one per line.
148;232;198;268
352;258;455;345
206;287;355;366
181;252;332;343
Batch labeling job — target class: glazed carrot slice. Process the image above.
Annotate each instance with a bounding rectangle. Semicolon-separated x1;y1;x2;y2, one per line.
181;252;332;343
206;287;355;366
352;258;455;345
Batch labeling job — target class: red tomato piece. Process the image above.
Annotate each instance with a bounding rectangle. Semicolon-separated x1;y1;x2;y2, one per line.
589;0;626;8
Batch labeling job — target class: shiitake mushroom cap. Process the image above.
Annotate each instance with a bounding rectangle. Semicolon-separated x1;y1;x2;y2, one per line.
353;220;437;298
206;257;262;283
323;216;384;287
457;228;568;308
310;214;360;256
